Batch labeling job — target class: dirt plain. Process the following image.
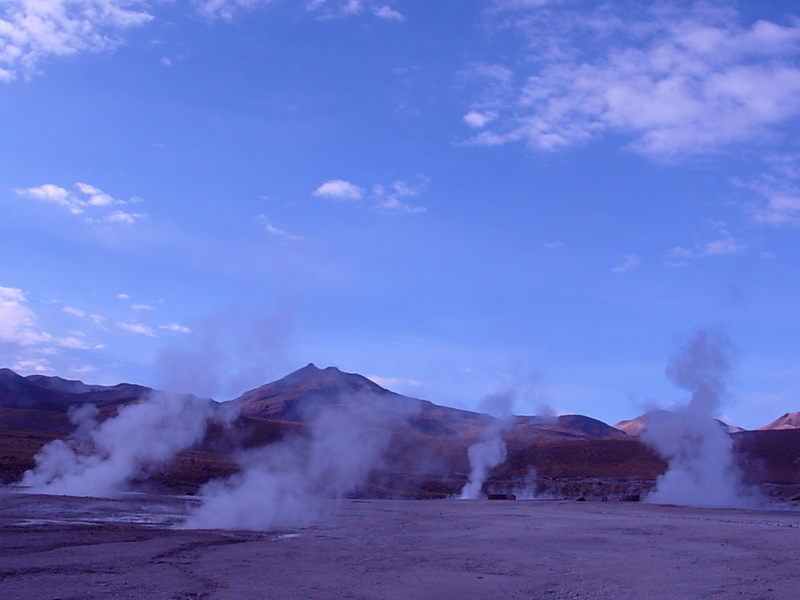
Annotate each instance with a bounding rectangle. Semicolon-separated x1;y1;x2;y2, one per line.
1;491;799;600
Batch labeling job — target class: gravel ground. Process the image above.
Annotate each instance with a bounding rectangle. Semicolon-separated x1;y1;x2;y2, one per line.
1;491;798;599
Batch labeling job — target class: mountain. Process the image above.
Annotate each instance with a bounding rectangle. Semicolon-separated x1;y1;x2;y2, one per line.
0;368;149;412
230;363;625;441
614;410;744;437
3;364;798;498
758;412;800;431
231;363;419;419
513;414;628;441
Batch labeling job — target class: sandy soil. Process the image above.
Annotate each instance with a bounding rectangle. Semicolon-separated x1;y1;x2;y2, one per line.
1;491;798;600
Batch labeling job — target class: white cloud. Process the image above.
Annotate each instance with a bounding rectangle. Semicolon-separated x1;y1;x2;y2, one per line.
703;238;746;256
669;237;746;259
313;179;364;200
196;0;401;21
17;183;76;211
132;304;154;311
372;179;427;214
96;210;146;224
11;358;51;373
743;158;800;227
373;5;403;21
463;110;497;129
0;286;51;347
195;0;280;20
16;182;146;224
63;306;86;318
612;254;641;274
470;2;800;158
74;182;113;206
1;0;404;80
118;321;157;337
160;323;191;334
757;192;800;226
0;286;98;372
315;177;428;213
367;374;421;389
0;0;153;81
63;305;107;327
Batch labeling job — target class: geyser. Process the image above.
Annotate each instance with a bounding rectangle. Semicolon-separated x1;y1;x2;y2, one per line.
182;392;418;530
21;392;233;497
642;328;756;508
459;389;514;499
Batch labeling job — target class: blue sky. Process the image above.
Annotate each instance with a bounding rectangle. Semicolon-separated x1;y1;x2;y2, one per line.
2;0;800;429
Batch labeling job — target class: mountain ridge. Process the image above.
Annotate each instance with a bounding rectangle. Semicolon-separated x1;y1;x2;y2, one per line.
2;364;796;432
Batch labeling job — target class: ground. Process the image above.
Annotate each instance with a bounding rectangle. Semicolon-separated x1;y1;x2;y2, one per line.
0;492;798;599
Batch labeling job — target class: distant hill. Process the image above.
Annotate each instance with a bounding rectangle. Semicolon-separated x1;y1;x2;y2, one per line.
0;368;149;412
615;410;744;437
758;412;800;431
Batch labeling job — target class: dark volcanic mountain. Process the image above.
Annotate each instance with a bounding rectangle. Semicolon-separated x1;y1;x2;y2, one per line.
232;363;418;419
230;363;486;437
0;368;149;412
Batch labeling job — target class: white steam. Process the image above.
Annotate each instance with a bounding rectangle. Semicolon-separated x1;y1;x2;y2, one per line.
642;328;756;508
459;390;515;499
21;393;232;497
182;394;416;530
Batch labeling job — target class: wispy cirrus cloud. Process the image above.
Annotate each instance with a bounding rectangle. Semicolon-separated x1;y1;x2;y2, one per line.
258;215;303;242
742;156;800;227
669;237;746;261
194;0;279;20
63;306;107;327
117;321;157;337
612;254;641;274
15;182;146;224
468;2;800;159
372;179;427;214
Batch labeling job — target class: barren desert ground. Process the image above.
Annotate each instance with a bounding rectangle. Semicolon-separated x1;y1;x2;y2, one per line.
1;491;799;600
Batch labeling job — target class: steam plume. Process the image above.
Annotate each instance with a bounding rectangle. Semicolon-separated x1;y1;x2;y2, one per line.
183;393;417;530
459;390;514;499
21;393;233;497
642;328;755;508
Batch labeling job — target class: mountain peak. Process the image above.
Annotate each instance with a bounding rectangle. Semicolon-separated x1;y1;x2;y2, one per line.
230;363;395;419
758;412;800;431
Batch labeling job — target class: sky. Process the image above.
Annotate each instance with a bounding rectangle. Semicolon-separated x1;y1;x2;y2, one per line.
1;0;800;430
